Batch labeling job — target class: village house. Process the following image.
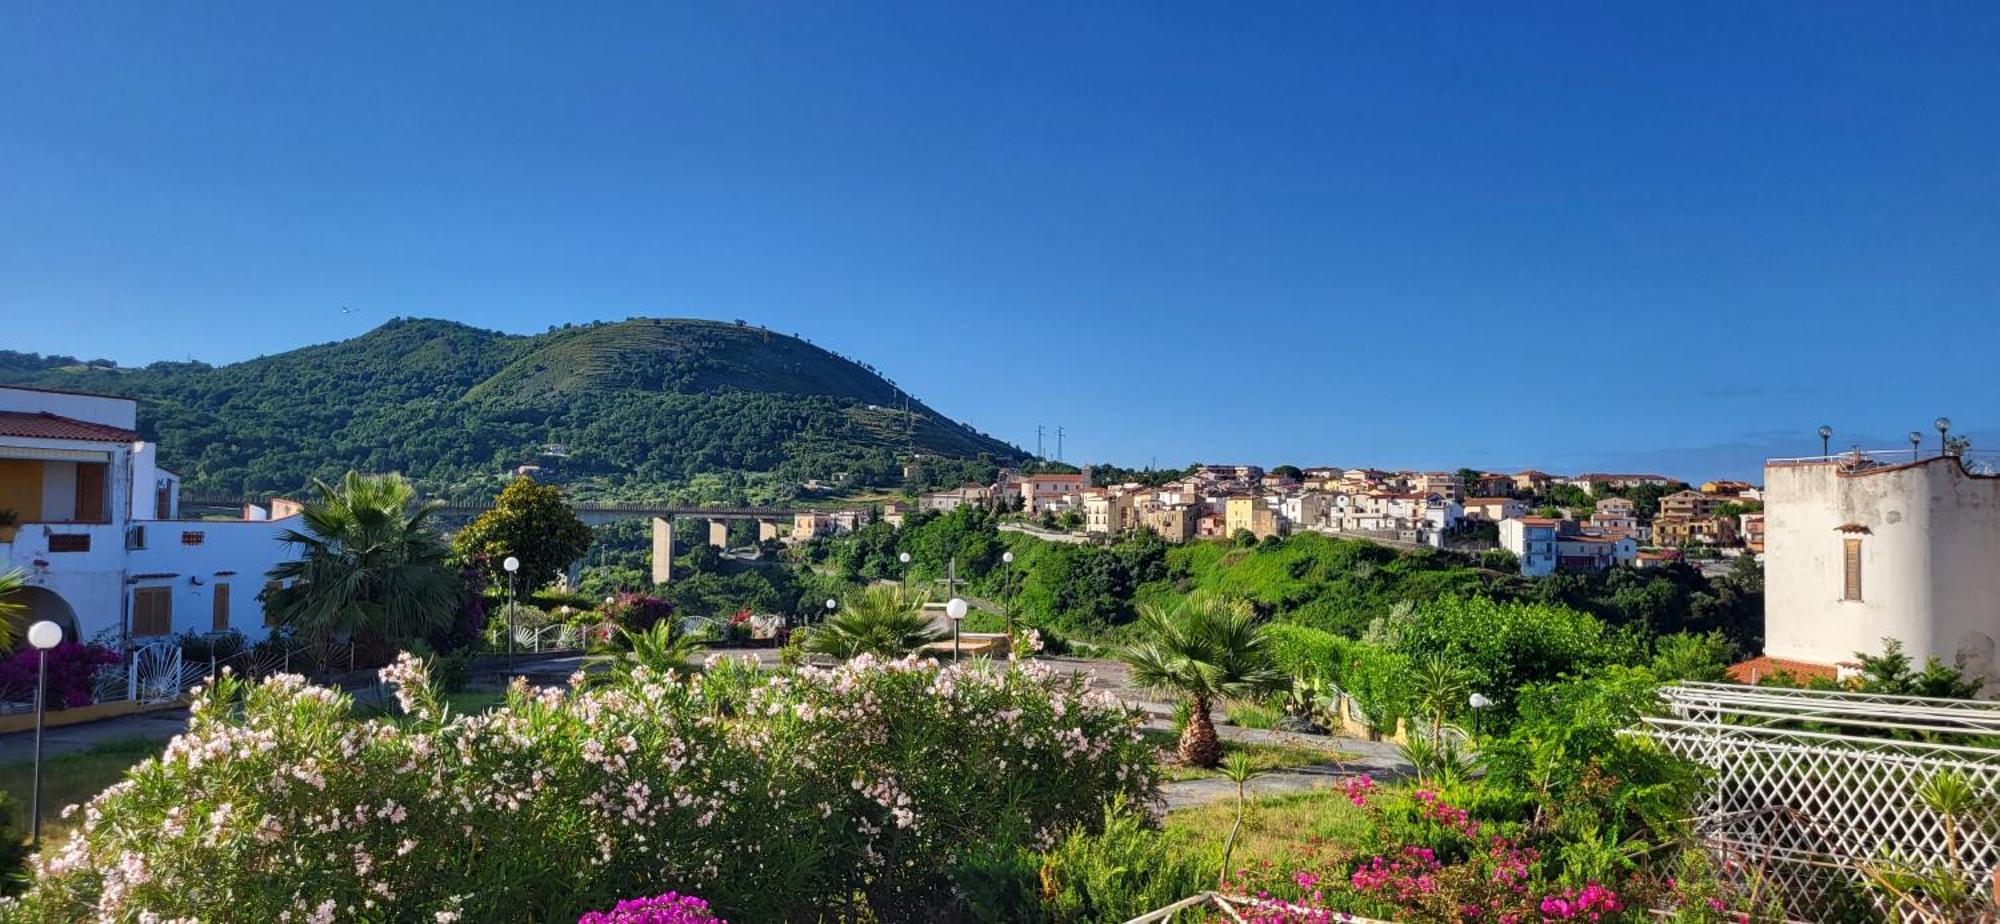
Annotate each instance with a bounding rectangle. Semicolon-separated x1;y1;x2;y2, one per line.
1657;489;1720;519
918;483;993;513
1568;473;1676;494
1414;472;1463;500
1138;502;1197;543
0;385;306;647
1461;497;1528;522
1499;516;1561;576
1018;472;1086;513
1654;514;1738;547
1511;470;1557;495
1223;495;1283;540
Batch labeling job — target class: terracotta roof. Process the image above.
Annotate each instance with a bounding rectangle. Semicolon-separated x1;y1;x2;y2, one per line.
1516;516;1562;525
0;410;139;443
1726;656;1839;684
1464;497;1516;505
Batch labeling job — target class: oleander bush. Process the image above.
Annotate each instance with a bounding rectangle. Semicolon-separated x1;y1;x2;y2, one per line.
0;653;1156;922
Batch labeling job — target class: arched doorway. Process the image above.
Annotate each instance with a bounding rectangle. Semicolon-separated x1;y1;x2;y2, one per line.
2;585;80;648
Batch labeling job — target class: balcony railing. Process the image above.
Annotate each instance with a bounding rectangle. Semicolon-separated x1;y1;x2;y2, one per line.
1767;448;2000;474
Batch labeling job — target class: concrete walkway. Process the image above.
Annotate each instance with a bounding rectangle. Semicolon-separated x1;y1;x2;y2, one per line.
1155;724;1412;810
0;707;190;763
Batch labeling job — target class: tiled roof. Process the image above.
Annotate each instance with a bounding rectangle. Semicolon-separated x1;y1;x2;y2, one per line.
0;410;139;443
1725;656;1839;684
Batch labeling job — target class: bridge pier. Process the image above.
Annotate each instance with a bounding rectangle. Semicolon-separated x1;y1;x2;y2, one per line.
650;516;674;584
758;519;779;542
708;519;729;549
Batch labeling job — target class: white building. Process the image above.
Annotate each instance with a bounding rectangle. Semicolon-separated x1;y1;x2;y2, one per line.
0;386;303;648
1499;516;1561;576
1763;453;2000;692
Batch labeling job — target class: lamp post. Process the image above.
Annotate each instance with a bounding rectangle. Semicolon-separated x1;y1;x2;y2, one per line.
945;597;969;662
1467;691;1493;739
26;619;61;847
503;556;520;664
824;597;837;624
898;551;912;587
1000;550;1017;648
1911;431;1924;462
1936;417;1953;456
1817;425;1833;457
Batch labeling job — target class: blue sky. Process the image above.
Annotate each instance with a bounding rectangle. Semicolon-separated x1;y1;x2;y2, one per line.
3;3;1996;480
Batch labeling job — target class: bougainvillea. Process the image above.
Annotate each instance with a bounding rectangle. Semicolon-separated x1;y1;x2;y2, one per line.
578;891;724;923
0;641;120;709
0;652;1155;922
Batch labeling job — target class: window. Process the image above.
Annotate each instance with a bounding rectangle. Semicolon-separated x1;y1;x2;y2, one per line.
180;531;205;546
133;587;173;637
1843;539;1864;601
211;583;231;631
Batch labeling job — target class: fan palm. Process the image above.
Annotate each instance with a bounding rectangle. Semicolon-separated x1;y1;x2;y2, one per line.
802;585;945;660
1121;595;1286;768
263;472;459;644
616;620;708;676
0;568;24;652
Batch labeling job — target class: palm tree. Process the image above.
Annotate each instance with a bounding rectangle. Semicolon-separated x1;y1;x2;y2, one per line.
615;620;708;676
1121;595;1286;768
802;585;945;660
0;568;24;652
263;472;459;645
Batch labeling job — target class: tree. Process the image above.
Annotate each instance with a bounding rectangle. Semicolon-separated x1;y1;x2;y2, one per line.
802;585;945;660
1120;595;1286;768
0;568;23;651
452;477;593;591
263;472;459;644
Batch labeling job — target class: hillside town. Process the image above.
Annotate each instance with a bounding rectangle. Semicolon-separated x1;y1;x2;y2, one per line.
906;463;1765;574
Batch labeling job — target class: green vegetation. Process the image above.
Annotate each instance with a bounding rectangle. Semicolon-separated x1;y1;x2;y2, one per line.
450;476;593;589
263;471;461;644
1120;596;1286;768
0;738;166;845
0;318;1020;498
803;585;945;659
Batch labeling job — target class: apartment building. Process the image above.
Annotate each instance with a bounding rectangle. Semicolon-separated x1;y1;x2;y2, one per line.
1462;497;1528;522
1018;473;1087;513
1499;517;1561;576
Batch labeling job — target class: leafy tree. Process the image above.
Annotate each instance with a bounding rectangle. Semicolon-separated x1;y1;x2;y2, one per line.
1119;595;1285;768
263;472;459;644
1382;595;1629;720
803;585;944;660
451;477;593;590
1851;639;1984;698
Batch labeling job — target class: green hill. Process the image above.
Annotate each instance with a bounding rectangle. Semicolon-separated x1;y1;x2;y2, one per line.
0;318;1021;498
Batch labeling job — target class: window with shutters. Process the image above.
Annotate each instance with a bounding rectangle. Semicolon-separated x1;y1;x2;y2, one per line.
133;587;173;637
1842;539;1863;601
211;583;231;631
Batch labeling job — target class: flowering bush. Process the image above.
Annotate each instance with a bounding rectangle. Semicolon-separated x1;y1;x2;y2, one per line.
0;641;120;709
578;892;723;923
602;592;673;635
1;652;1155;921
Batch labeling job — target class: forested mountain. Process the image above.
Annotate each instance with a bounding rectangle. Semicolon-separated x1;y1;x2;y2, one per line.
1;318;1021;498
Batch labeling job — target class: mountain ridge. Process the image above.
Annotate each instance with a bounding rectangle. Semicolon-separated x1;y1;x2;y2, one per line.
0;317;1021;498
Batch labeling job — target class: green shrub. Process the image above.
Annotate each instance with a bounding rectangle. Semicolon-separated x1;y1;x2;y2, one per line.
0;793;26;897
4;654;1157;922
1225;700;1284;730
1036;798;1213;922
1263;623;1346;680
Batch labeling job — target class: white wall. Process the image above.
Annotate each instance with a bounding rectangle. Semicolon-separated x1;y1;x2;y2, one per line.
1765;457;2000;692
127;517;303;639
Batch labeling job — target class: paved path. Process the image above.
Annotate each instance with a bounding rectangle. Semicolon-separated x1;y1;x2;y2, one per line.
0;708;190;763
1155;725;1412;810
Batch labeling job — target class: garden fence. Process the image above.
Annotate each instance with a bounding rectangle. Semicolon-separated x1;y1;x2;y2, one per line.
1641;682;2000;921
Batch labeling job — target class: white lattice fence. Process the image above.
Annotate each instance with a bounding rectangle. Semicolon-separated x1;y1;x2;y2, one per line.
1644;682;2000;921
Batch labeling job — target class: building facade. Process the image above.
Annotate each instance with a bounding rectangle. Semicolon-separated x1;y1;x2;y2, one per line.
1763;454;2000;692
0;386;303;648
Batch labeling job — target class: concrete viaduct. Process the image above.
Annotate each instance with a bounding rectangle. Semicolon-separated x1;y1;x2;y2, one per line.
181;497;795;585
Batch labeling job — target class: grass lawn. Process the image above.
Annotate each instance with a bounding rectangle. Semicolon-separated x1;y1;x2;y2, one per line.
0;737;165;844
1163;787;1372;872
1144;729;1353;782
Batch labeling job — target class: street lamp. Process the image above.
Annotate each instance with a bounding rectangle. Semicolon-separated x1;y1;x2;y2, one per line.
945;597;969;661
1817;425;1833;457
1467;691;1494;738
503;556;520;663
1000;550;1017;648
1910;431;1924;462
1936;417;1953;456
26;619;62;846
824;597;837;624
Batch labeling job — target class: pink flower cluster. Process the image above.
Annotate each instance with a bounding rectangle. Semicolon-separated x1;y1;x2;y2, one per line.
577;892;724;923
1341;774;1377;807
1536;883;1621;921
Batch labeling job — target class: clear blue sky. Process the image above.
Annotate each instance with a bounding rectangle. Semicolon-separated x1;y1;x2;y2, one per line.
4;3;1996;480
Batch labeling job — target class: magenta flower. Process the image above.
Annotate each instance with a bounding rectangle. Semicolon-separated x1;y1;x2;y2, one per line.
577;892;724;923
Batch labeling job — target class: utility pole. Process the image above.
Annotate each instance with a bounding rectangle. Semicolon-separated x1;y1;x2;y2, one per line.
1036;425;1045;459
1057;426;1066;462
